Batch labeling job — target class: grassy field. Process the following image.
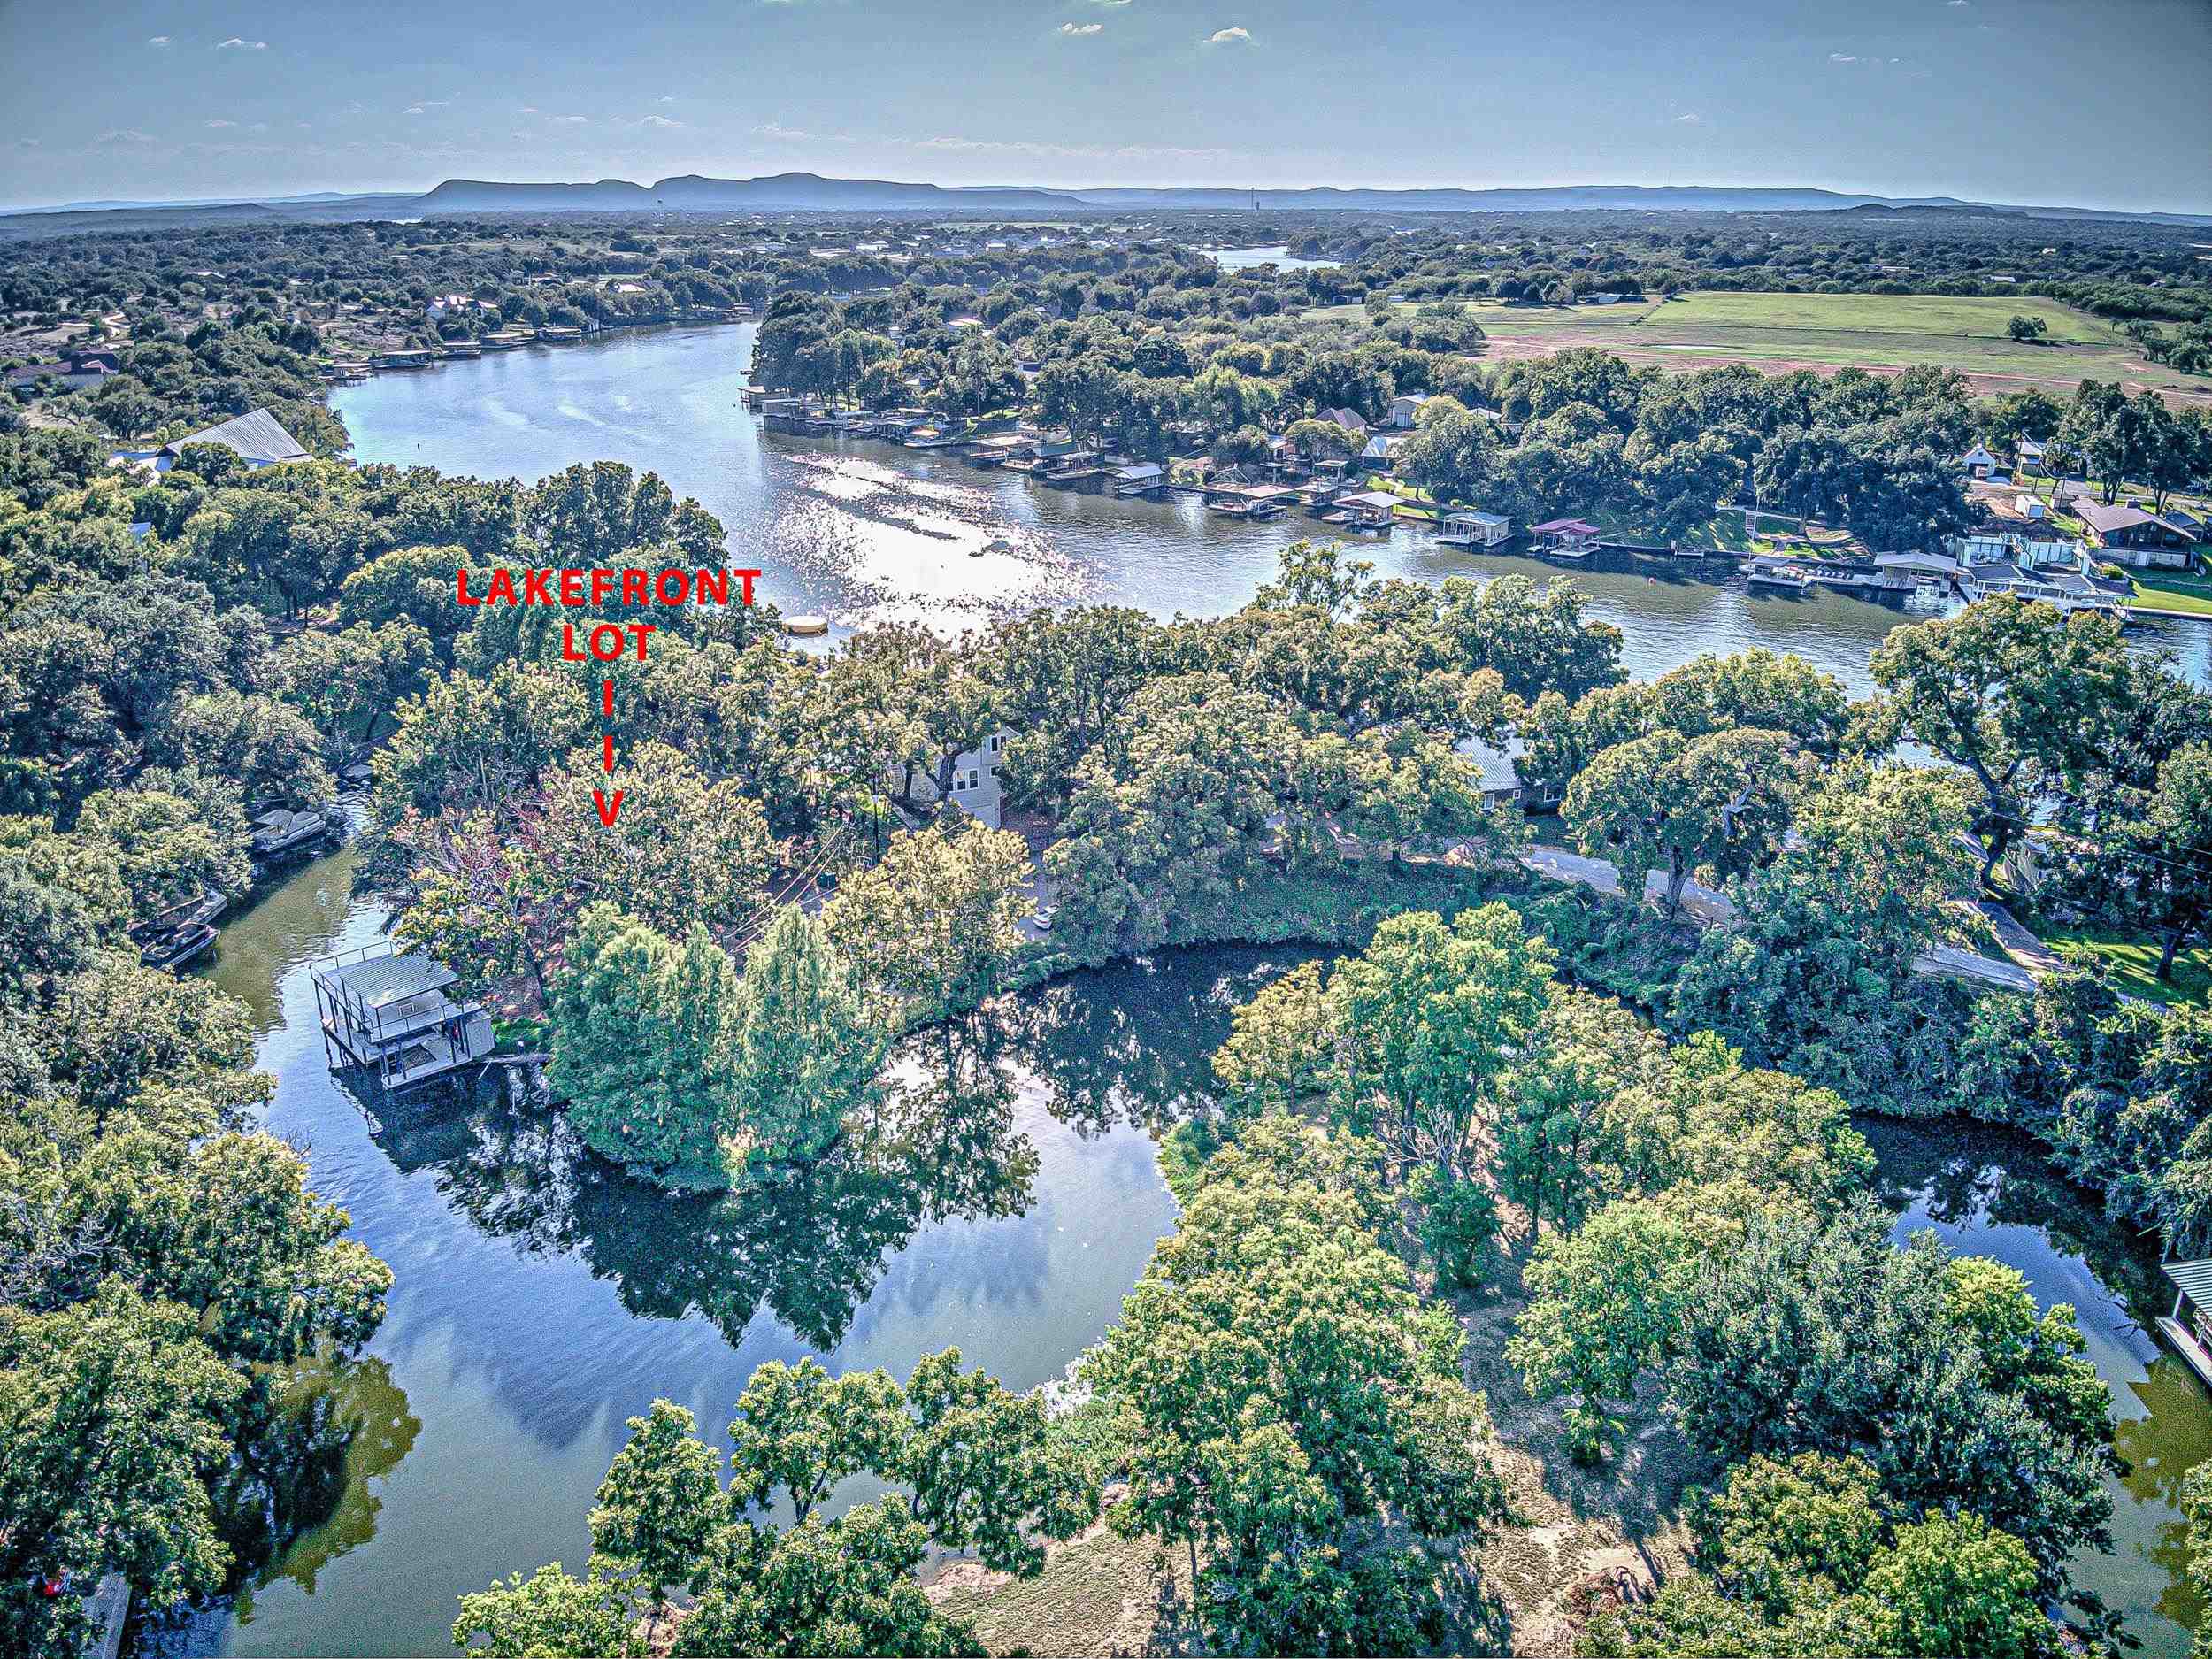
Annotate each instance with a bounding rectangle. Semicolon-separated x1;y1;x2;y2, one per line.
1304;292;2212;403
2039;924;2212;1006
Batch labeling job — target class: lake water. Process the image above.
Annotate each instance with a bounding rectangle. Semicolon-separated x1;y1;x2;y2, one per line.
334;321;2212;697
173;846;2212;1655
1202;244;1346;271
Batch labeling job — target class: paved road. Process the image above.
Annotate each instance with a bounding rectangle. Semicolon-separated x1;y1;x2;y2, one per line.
1517;842;2041;995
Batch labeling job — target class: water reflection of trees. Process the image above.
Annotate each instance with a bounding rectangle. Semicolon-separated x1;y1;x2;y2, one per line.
991;947;1327;1137
362;945;1320;1352
213;1356;420;1605
370;1010;1034;1350
1861;1112;2212;1645
1856;1114;2168;1325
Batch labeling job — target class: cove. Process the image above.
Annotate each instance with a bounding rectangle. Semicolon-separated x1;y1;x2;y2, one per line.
165;843;2212;1655
165;846;1273;1657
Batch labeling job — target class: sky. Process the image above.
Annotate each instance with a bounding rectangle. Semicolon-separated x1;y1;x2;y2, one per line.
3;0;2208;214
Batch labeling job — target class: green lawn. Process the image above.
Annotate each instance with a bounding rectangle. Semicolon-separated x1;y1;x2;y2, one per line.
2125;574;2212;617
2037;925;2212;1007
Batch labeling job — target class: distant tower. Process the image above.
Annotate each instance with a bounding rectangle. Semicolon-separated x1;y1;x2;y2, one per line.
1250;187;1259;211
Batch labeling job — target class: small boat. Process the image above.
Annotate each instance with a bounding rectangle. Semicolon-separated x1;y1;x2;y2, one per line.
138;920;217;972
782;614;831;637
975;537;1015;558
251;807;331;857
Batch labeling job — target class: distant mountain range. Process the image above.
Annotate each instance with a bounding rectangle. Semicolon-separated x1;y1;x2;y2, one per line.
4;172;2208;230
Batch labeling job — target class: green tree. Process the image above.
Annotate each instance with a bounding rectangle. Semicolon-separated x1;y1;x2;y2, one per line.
1088;1118;1509;1608
589;1402;726;1640
726;906;887;1170
898;1348;1097;1576
0;1284;245;1659
1325;903;1555;1181
821;819;1033;1022
547;904;739;1186
726;1357;908;1526
1863;594;2131;885
453;1563;644;1658
1563;726;1799;915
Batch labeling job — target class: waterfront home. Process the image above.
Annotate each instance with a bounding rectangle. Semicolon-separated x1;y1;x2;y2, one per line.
1529;518;1602;557
1950;529;2088;575
2161;1260;2212;1390
2015;436;2049;477
1320;406;1370;439
1438;510;1512;548
1458;734;1555;809
311;943;493;1093
1359;433;1409;471
1111;461;1164;495
109;407;311;475
901;731;1009;829
1386;393;1436;429
1959;442;2002;479
2074;500;2200;570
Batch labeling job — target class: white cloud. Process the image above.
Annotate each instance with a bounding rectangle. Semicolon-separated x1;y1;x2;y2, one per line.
216;36;266;50
638;113;682;127
1829;51;1860;62
517;105;539;114
146;35;171;46
246;121;266;131
204;119;236;128
1204;26;1250;43
1947;1;1970;7
548;114;589;124
1671;112;1703;125
96;128;157;146
657;96;679;104
1061;20;1102;34
751;121;813;140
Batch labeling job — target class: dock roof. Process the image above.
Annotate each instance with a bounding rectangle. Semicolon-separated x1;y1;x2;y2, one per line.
2167;1259;2212;1308
324;951;457;1008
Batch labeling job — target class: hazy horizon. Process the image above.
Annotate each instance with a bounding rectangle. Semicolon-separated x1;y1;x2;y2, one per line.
5;0;2209;216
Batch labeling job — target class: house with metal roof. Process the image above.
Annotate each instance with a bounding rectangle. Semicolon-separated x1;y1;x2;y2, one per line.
160;407;312;471
2075;499;2200;570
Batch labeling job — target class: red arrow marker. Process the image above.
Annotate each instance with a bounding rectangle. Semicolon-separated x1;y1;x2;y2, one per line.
602;733;615;773
593;788;625;826
602;678;614;718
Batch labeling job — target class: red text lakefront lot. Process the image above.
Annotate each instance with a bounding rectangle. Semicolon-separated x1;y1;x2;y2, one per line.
455;565;763;608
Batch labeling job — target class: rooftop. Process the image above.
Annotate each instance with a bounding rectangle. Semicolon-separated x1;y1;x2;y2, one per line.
165;407;311;466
